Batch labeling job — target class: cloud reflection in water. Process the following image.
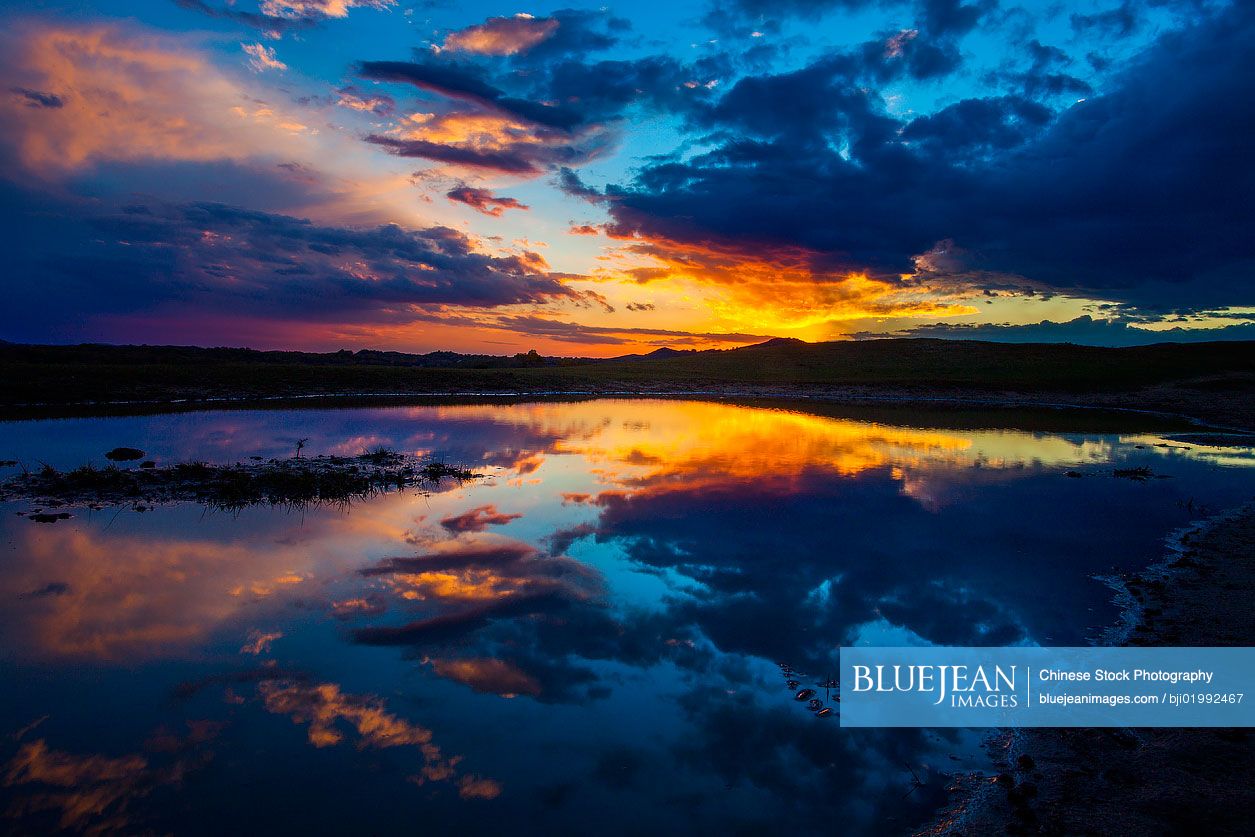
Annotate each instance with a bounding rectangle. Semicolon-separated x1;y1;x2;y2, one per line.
2;400;1252;833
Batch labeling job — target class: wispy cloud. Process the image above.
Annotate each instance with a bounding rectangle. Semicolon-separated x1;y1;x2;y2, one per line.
242;41;286;72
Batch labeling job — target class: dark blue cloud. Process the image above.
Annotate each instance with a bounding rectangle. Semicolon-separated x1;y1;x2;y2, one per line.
171;0;314;34
988;39;1093;100
361;49;713;136
696;58;875;140
511;8;630;61
364;136;547;174
1071;1;1140;37
536;54;706;123
917;0;994;36
358;59;584;130
576;456;1199;675
355;37;717;177
9;86;63;108
0;181;583;341
604;0;1255;312
901;95;1052;159
555;166;604;202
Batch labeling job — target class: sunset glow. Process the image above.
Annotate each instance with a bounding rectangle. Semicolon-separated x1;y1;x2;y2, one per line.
2;1;1252;352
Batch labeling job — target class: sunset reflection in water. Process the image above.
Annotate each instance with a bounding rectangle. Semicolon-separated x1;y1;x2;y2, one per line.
2;400;1252;834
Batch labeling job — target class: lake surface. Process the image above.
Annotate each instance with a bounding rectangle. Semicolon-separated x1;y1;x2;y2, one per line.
1;399;1253;834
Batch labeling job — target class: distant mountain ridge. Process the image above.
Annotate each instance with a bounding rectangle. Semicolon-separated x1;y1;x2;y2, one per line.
0;343;597;370
4;337;1255;378
606;347;700;362
0;341;719;368
2;339;1254;425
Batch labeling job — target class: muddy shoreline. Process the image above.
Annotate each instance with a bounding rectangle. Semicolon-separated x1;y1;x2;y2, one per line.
926;504;1255;836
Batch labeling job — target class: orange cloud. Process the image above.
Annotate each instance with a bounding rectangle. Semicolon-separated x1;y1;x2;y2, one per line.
439;504;523;533
0;22;314;176
428;657;542;697
0;530;248;660
361;536;604;609
599;230;977;332
0;524;333;662
441;14;559;56
394;111;528;146
330;595;388;619
259;679;499;797
513;453;545;475
447;185;529;217
372;108;614;176
457;775;503;800
334;84;394;115
240;629;283;655
260;680;433;749
258;0;394;20
242;41;287;72
0;21;440;229
3;739;183;832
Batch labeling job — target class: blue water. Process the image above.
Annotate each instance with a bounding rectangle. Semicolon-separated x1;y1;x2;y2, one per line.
0;399;1251;834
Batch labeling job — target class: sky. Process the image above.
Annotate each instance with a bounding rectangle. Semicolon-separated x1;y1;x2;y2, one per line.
1;0;1252;355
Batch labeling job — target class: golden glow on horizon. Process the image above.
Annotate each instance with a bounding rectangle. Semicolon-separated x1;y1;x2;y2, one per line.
0;27;1175;354
588;233;982;337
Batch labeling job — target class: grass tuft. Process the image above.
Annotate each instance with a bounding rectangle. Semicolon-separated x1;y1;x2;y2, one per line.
1;452;480;511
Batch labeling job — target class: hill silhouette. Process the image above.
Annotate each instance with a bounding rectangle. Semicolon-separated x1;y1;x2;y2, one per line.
2;339;1253;427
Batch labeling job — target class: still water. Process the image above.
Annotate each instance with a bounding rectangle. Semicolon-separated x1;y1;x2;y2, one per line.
1;399;1252;834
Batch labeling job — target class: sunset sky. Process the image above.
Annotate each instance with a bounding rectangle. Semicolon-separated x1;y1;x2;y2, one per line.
1;0;1252;355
